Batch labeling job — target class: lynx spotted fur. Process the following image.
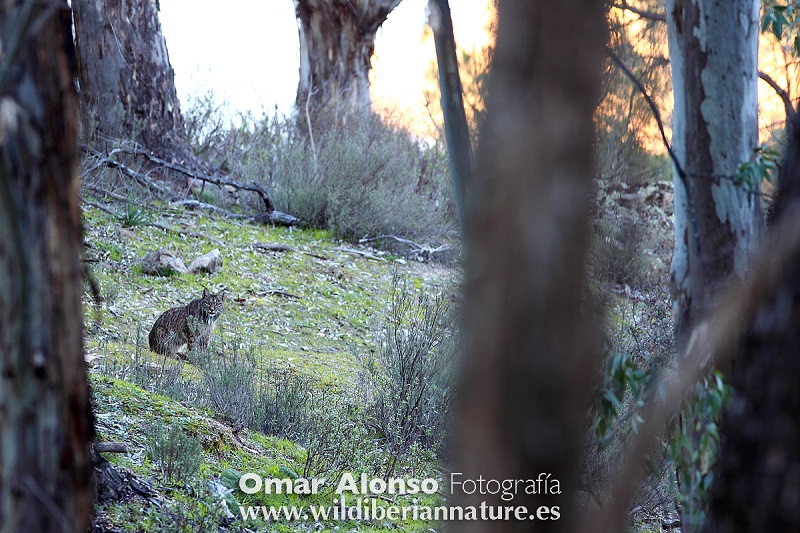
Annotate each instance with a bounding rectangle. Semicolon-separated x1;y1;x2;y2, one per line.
148;289;225;356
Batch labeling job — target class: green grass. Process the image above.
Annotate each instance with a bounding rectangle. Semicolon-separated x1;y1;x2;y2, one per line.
84;203;454;532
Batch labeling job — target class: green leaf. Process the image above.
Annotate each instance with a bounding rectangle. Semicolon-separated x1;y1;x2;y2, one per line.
603;389;622;411
762;11;775;33
773;13;787;38
703;472;714;491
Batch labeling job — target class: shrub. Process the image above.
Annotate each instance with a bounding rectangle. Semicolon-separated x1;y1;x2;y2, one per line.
310;116;451;242
589;210;647;286
181;95;456;248
255;365;315;440
359;274;455;475
145;423;204;486
588;285;676;523
201;351;259;429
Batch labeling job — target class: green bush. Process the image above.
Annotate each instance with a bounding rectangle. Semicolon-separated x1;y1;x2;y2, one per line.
145;423;204;486
359;274;455;475
183;96;456;247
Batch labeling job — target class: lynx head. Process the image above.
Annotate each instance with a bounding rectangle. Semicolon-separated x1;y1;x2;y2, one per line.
200;288;225;322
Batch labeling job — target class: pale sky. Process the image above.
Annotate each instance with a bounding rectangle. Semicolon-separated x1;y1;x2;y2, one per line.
158;1;492;123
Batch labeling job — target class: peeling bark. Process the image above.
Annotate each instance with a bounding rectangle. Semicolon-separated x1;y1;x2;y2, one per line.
72;0;190;161
450;1;606;532
666;0;761;350
294;0;402;119
0;1;94;531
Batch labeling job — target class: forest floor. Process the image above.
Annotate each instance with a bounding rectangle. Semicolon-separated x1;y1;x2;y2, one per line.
82;200;456;532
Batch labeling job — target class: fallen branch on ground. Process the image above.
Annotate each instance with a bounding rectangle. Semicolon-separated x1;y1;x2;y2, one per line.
82;144;301;226
81;197;218;242
171;199;250;219
81;198;115;216
113;145;277;213
263;289;300;299
333;247;385;261
148;221;218;243
358;234;453;257
81;145;175;198
94;442;129;454
252;210;300;227
241;243;293;253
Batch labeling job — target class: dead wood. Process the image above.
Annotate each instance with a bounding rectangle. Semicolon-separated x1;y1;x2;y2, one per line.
93;442;129;454
115;145;277;212
242;243;294;253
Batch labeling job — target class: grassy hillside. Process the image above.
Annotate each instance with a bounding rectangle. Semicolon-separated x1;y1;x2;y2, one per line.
83;201;456;532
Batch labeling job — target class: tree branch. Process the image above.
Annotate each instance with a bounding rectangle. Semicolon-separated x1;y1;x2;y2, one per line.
606;48;680;179
759;70;797;121
81;145;175;198
611;1;666;22
606;47;710;283
114;145;277;213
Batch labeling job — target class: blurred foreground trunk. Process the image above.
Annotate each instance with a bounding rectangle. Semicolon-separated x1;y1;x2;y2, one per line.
704;113;800;532
450;1;607;532
0;1;94;530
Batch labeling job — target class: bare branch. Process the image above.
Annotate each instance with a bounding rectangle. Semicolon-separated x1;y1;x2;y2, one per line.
606;47;710;283
759;70;797;121
81;145;175;198
113;145;277;213
611;1;666;22
606;49;681;179
171;199;250;219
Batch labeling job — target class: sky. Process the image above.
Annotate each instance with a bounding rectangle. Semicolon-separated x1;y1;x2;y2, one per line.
158;0;493;125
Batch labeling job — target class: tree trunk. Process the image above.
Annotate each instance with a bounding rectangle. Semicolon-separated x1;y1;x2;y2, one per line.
703;114;800;533
0;1;94;531
72;0;190;161
294;0;402;119
429;0;473;231
666;0;761;350
450;1;606;532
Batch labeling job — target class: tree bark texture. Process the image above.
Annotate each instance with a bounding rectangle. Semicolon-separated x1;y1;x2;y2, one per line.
666;0;761;350
0;1;94;531
450;1;606;532
72;0;188;159
294;0;402;118
703;114;800;533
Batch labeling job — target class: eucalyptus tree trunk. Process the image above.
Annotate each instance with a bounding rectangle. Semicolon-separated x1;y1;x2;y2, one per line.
0;1;94;531
72;0;189;160
666;0;761;350
294;0;402;119
450;1;606;532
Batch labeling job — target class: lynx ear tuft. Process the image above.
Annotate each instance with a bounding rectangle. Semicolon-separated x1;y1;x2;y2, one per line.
202;288;209;298
219;289;226;301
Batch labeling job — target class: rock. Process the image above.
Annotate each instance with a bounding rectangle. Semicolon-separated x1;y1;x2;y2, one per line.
141;249;187;276
188;248;223;274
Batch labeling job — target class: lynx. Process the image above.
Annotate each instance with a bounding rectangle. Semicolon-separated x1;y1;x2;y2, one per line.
148;288;225;357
